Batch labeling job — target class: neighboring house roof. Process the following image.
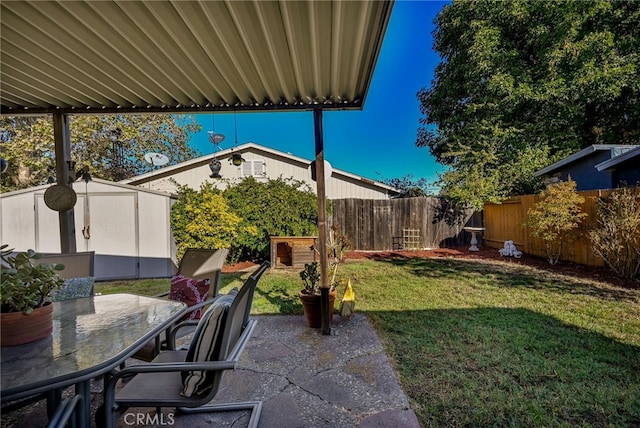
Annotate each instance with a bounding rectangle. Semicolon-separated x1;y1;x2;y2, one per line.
120;142;399;197
534;144;639;177
595;146;640;171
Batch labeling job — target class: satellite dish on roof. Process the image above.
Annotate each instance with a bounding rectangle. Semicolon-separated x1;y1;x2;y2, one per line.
144;152;170;167
208;131;225;145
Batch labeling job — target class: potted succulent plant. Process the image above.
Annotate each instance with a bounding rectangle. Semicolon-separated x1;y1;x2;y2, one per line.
298;226;350;328
0;244;65;346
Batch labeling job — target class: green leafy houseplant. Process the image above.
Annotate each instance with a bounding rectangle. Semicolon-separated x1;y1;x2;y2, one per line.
0;244;65;314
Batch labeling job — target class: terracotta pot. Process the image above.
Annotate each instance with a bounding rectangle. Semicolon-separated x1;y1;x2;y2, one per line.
0;302;54;347
299;288;336;328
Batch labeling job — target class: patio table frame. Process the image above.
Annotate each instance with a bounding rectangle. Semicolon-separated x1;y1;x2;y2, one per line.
1;293;186;427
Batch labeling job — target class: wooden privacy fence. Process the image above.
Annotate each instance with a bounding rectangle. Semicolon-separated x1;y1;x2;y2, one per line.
483;189;612;267
330;197;477;251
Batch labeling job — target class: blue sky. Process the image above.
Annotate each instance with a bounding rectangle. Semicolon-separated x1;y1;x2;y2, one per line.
190;1;446;187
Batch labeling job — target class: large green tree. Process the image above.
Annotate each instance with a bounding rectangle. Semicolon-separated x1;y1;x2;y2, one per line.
0;114;200;191
417;0;640;209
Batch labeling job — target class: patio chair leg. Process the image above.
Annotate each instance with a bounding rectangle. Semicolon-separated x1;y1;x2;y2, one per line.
178;401;263;428
46;389;62;419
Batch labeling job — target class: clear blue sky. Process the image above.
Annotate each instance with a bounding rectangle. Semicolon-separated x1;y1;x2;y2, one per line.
190;1;446;187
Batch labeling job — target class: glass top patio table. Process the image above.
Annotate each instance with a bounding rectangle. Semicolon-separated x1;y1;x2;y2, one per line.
1;293;186;402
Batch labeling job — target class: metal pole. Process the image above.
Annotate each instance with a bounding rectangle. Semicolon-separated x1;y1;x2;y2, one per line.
52;112;77;254
313;107;331;335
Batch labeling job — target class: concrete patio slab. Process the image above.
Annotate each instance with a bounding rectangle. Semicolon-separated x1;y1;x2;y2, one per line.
168;314;420;428
1;314;420;428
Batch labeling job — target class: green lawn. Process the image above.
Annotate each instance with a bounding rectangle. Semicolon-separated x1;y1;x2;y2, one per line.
96;256;640;427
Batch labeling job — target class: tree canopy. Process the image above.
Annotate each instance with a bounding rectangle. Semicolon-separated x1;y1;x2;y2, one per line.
417;0;640;209
380;174;434;198
222;177;319;261
0;114;200;191
170;182;242;261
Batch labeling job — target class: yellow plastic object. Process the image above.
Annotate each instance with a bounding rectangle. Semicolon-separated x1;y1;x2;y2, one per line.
339;280;355;319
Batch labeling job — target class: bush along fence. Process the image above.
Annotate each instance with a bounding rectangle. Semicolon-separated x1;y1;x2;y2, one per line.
330;197;478;251
483;189;612;267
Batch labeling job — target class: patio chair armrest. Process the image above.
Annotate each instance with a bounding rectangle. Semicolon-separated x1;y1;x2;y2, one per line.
165;320;199;350
113;360;238;381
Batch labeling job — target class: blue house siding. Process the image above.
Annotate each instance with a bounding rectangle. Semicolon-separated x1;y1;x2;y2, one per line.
535;145;639;191
614;160;640;186
595;146;640;187
554;152;615;190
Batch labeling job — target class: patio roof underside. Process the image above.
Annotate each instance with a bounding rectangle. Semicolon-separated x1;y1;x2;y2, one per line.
0;0;393;116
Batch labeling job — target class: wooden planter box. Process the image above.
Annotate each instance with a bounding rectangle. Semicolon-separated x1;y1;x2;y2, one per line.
270;236;317;269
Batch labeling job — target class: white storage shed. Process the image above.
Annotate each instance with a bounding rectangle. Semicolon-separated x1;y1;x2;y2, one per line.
0;179;176;280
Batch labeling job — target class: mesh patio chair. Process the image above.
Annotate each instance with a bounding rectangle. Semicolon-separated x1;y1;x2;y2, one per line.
37;251;95;279
133;248;229;362
175;248;229;285
99;261;270;428
38;252;96;301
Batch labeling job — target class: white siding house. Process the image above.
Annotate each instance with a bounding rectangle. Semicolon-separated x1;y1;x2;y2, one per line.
0;179;176;280
0;144;396;280
120;142;399;199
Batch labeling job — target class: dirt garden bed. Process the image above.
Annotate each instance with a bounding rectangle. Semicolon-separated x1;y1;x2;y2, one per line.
344;246;639;289
223;246;638;289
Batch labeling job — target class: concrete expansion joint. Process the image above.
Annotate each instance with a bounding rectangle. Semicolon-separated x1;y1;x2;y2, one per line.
288;379;328;403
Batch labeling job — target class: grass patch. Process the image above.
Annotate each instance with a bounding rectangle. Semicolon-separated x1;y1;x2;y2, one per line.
97;257;640;427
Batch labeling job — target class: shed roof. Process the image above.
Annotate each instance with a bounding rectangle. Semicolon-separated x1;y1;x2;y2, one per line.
0;177;178;199
0;0;393;115
533;145;639;177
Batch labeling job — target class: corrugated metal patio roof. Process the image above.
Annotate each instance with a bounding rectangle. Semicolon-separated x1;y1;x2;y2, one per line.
0;0;393;115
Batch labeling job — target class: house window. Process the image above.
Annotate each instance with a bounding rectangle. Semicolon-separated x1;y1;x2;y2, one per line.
241;160;266;177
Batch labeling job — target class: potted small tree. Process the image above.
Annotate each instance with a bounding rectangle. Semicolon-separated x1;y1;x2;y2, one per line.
298;226;350;328
0;244;65;346
298;261;335;328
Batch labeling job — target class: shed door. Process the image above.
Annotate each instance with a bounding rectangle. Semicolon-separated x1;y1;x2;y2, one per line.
85;193;138;280
35;192;139;280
